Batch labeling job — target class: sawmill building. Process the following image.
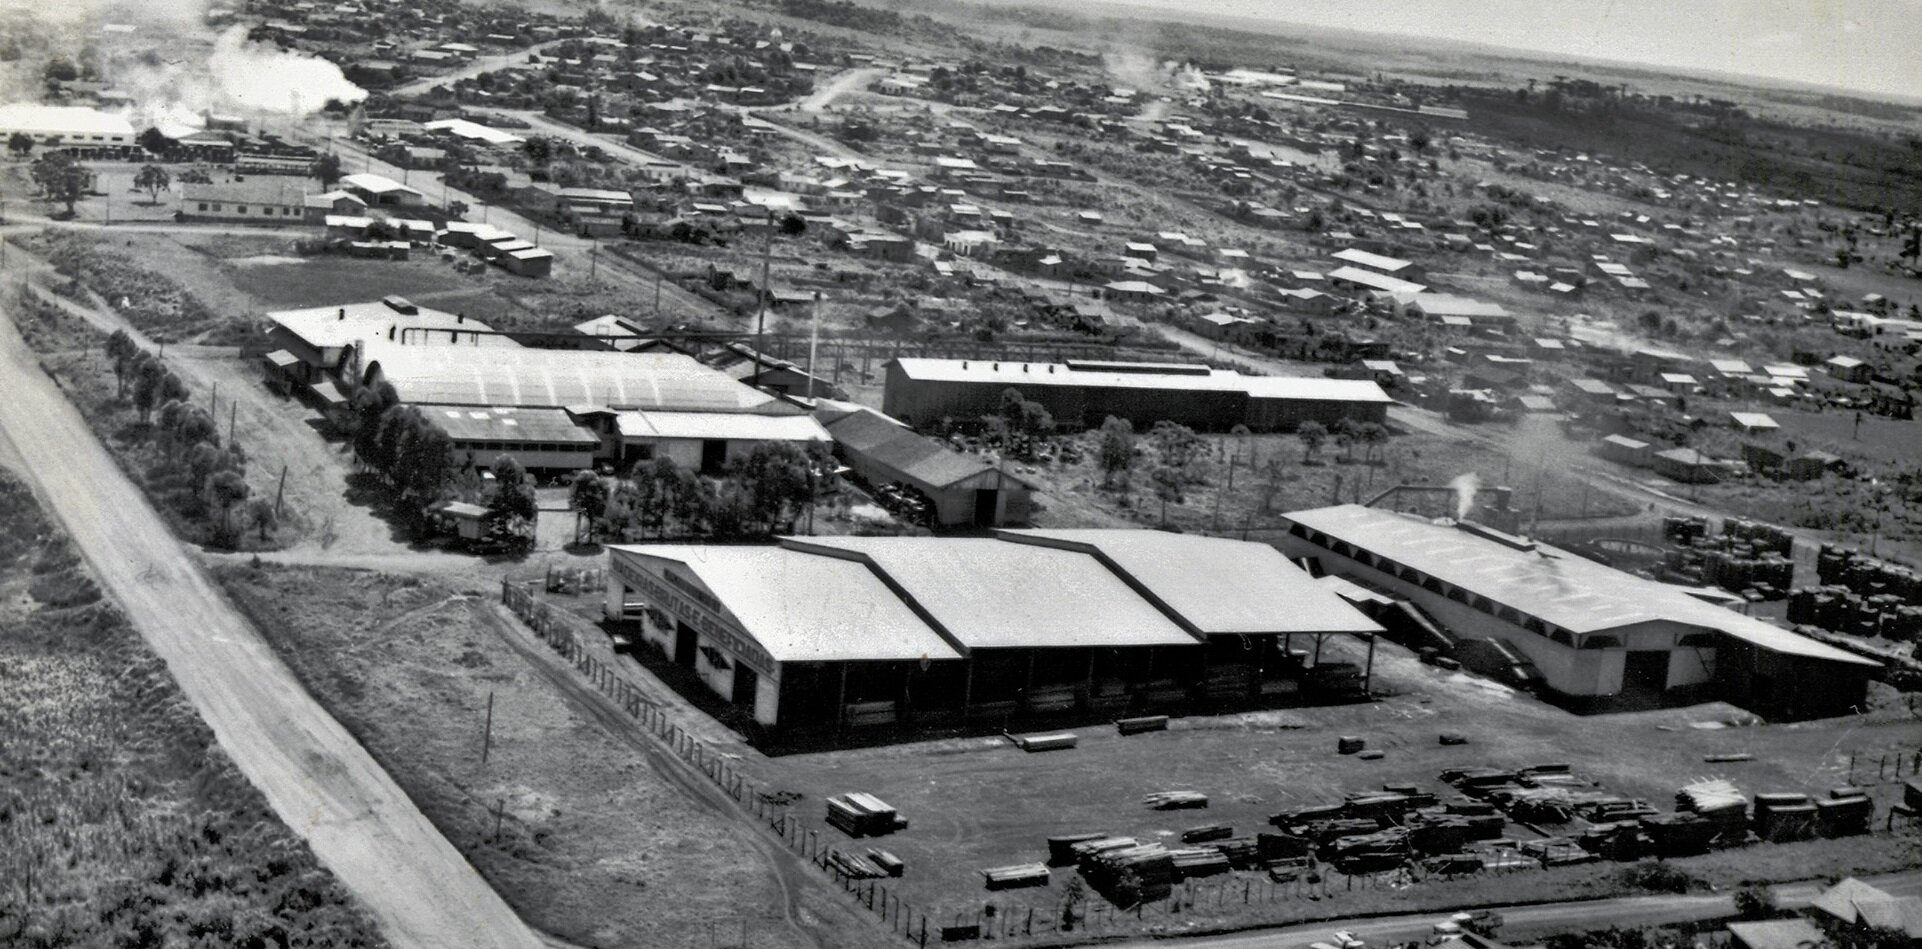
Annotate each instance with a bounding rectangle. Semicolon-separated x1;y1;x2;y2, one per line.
881;357;1393;432
604;530;1382;731
1276;504;1877;719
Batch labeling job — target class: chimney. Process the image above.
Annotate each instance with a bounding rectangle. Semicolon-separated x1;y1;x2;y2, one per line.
962;360;968;368
1022;363;1029;372
457;313;464;324
337;307;346;320
387;325;395;340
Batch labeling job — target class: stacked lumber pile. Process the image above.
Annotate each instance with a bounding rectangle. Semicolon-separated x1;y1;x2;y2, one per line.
1180;824;1233;844
1211;836;1263;869
827;793;907;837
829;849;891;879
1115;715;1168;735
1006;731;1078;752
1168;848;1232;879
1082;844;1174;903
1047;833;1106;866
982;863;1050;891
1256;831;1313;860
1067;836;1138;866
1144;790;1209;810
1753;792;1817;842
1675;779;1749;843
867;849;906;877
1640;812;1715;857
1816;788;1873;838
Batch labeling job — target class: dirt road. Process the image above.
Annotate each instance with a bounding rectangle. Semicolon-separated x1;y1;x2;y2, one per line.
0;300;549;949
1101;870;1922;949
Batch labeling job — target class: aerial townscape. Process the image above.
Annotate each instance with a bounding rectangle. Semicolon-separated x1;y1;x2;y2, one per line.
1;0;1920;947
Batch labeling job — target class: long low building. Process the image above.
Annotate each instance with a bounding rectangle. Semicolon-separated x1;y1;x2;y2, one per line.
0;103;137;149
882;357;1393;432
261;296;828;473
604;530;1383;730
1276;504;1877;719
821;405;1036;527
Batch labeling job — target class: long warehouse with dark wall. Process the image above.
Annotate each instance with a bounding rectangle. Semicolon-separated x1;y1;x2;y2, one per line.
881;357;1394;432
819;405;1037;527
603;530;1383;732
1276;504;1879;719
261;298;830;474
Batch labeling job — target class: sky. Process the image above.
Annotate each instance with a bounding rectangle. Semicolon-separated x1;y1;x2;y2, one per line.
1084;0;1922;101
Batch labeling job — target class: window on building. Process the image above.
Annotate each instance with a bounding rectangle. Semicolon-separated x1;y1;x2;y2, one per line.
237;205;248;214
197;203;208;211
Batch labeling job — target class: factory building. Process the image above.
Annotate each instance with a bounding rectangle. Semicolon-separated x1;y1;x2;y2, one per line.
820;406;1036;527
1276;504;1877;719
261;297;828;473
604;530;1382;731
882;357;1392;432
0;104;137;150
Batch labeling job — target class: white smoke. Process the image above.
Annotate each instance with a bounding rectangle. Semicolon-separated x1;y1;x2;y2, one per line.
1173;65;1211;93
1449;472;1480;520
206;26;365;115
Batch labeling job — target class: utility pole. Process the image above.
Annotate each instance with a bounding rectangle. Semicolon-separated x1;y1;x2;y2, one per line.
752;209;774;387
653;272;662;314
481;690;495;763
589;238;598;280
806;290;822;399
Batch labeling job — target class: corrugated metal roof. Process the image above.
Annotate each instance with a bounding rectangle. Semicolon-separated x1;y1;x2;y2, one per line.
268;300;508;352
609;547;962;663
788;537;1200;650
425;405;601;444
361;343;779;412
616;410;829;442
1242;376;1394;403
1283;505;1875;667
1005;530;1381;636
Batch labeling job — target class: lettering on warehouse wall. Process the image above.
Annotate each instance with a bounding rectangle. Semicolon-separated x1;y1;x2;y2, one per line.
613;556;775;676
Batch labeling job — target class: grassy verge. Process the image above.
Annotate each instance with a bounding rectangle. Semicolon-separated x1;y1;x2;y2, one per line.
0;466;385;947
13;292;295;552
214;562;891;949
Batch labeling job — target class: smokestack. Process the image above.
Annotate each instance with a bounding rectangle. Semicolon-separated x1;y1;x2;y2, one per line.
338;307;345;320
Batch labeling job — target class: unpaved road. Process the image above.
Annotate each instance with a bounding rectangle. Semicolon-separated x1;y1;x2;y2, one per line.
0;299;548;949
1103;869;1922;949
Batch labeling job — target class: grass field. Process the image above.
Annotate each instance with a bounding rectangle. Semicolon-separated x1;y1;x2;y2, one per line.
216;563;894;949
1019;427;1640;536
0;467;384;947
222;256;474;308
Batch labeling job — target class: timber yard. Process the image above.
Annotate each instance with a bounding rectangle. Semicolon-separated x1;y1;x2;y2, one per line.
0;2;1919;949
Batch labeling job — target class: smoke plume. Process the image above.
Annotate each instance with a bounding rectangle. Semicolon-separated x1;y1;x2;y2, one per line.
1449;472;1480;520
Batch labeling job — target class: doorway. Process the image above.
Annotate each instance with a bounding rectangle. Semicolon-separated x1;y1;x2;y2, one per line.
674;621;698;668
972;488;999;527
1623;650;1670;694
701;439;728;474
732;663;759;709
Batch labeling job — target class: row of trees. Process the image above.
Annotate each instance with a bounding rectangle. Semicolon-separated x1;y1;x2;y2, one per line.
570;442;834;544
105;330;274;546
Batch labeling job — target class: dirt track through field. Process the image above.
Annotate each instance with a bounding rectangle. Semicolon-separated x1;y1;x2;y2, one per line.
0;299;549;949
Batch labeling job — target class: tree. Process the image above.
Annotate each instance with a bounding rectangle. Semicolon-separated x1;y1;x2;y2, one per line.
134;163;170;204
242;497;279;542
522;136;553;165
137;126;171;155
310;152;343;188
1732;885;1777;920
178;166;211;185
393;415;454;507
1150;420;1204;474
487;455;539;524
1408;127;1432;153
1096;416;1134;487
7;131;31;157
727;441;816;536
447;199;469;219
30;152;90;217
1357;421;1388;464
1298;420;1327;463
105;329;137;398
203;469;251;543
1151;464;1184;525
132;357;184;424
569;470;610;542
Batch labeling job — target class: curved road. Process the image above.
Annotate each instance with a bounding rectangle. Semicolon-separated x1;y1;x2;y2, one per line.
0;301;548;948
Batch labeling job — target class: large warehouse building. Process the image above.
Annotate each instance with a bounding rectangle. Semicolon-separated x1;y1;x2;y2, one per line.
604;530;1383;730
0;103;138;150
1276;504;1878;718
882;357;1393;432
262;298;828;472
820;405;1037;527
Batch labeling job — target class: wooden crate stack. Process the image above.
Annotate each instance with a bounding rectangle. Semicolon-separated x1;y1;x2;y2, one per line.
1082;843;1175;904
1815;790;1873;837
1675;778;1750;844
